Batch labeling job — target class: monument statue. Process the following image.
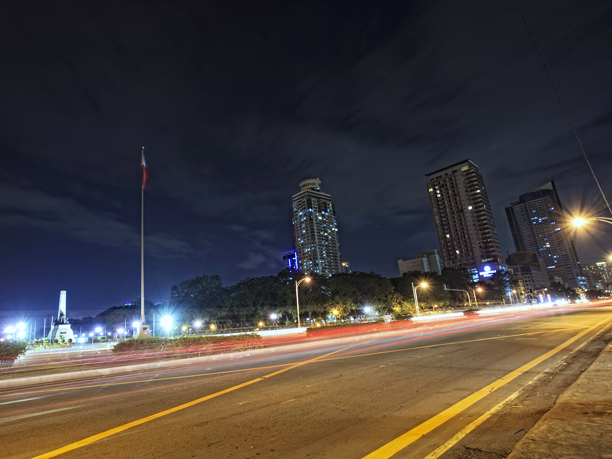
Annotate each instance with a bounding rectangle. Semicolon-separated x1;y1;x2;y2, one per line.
49;290;75;343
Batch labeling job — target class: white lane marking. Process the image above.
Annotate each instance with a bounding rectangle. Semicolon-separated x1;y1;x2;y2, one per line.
0;407;75;424
0;397;43;406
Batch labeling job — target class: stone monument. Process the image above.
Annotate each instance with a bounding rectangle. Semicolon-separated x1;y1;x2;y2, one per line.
49;290;75;343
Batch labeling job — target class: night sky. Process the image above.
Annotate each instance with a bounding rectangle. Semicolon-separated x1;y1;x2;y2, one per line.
1;1;612;320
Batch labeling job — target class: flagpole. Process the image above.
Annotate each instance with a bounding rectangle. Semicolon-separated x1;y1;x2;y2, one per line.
141;146;145;325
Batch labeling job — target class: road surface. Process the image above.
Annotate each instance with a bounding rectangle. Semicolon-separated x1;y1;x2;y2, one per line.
1;304;611;458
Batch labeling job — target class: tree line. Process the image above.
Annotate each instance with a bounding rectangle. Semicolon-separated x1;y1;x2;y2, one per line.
75;268;586;331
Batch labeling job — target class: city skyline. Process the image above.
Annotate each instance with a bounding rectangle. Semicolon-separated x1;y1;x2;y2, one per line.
1;1;611;317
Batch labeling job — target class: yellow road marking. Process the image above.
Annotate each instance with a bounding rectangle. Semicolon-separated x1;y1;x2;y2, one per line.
362;314;612;459
423;386;522;459
32;341;366;459
423;319;612;459
5;329;567;398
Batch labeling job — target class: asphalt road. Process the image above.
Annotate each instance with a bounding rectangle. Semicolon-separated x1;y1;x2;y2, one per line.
2;304;611;459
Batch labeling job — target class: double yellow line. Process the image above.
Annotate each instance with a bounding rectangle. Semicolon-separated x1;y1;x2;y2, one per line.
362;314;612;458
32;313;610;459
32;341;366;459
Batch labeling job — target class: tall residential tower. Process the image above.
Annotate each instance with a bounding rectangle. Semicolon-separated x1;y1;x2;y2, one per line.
292;179;342;276
505;181;582;287
426;159;504;280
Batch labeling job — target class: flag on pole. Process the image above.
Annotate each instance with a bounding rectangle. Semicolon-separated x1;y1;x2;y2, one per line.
141;147;147;188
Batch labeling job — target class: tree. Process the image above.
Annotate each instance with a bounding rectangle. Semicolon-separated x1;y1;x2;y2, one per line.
170;274;225;322
323;272;403;316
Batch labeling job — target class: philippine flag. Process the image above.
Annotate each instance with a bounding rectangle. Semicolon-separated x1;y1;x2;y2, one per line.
141;148;147;188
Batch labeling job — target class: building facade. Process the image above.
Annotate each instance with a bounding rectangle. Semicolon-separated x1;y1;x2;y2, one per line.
582;262;610;289
505;181;582;287
506;251;550;294
398;249;443;276
426;159;504;281
292;179;342;276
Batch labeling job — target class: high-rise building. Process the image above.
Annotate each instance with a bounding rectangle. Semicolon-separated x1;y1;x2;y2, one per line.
426;159;504;281
292;179;342;276
505;181;582;287
398;249;443;276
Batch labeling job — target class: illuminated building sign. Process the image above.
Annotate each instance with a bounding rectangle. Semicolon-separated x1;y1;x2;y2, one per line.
478;264;497;278
283;249;299;273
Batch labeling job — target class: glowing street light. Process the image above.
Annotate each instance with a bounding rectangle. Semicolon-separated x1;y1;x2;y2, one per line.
573;215;612;228
412;282;428;316
95;326;102;334
193;320;202;330
363;306;373;315
295;276;311;328
4;325;16;335
160;316;173;336
269;313;278;321
16;322;26;332
209;324;216;331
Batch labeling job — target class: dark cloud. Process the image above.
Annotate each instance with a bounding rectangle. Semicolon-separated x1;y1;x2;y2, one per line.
1;0;611;318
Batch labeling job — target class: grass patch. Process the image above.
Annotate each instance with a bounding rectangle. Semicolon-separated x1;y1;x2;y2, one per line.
113;334;262;355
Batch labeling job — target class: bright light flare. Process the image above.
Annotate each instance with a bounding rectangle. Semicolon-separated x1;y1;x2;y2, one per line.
117;328;125;334
304;277;311;282
573;217;587;227
160;316;173;331
95;326;102;333
16;322;26;331
420;282;428;288
132;321;140;328
193;320;202;328
4;325;16;334
270;313;278;320
363;306;373;314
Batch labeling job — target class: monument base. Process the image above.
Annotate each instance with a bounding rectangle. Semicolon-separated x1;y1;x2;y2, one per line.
49;323;75;344
137;324;152;339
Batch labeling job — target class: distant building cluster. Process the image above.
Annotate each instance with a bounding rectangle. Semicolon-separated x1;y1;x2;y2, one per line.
395;158;609;296
281;160;608;297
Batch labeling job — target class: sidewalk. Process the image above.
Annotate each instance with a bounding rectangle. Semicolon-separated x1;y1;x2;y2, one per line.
508;341;612;458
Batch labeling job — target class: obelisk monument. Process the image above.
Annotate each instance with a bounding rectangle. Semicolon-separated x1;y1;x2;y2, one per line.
48;290;75;343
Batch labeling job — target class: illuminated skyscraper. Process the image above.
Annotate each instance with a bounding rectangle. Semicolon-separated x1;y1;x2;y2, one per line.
292;179;342;276
426;159;504;280
505;181;581;287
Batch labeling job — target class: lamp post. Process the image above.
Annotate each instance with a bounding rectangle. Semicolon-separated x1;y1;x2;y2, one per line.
295;277;311;328
473;287;482;307
412;282;428;316
573;216;612;228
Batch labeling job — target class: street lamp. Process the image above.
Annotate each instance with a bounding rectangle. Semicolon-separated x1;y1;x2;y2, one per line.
160;316;173;337
473;287;482;307
573;216;612;228
295;277;311;328
412;282;428;316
